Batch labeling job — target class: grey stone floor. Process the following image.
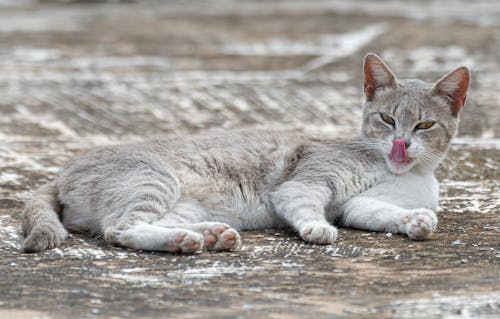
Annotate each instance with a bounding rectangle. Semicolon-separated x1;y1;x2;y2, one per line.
0;1;498;318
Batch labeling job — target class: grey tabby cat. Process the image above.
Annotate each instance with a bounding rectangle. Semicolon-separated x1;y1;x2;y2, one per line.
22;54;470;253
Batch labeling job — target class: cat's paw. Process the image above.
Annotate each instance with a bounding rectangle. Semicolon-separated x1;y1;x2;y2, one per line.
164;230;204;253
201;224;241;251
300;221;337;244
404;209;438;240
22;223;68;253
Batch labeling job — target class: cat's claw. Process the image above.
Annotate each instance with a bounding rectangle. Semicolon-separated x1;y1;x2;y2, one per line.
404;209;437;240
300;221;337;244
202;224;241;251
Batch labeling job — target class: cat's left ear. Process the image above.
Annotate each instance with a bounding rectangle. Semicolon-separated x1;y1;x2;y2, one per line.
431;67;470;116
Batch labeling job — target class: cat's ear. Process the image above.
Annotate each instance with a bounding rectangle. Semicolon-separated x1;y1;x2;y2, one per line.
363;53;398;101
431;67;470;116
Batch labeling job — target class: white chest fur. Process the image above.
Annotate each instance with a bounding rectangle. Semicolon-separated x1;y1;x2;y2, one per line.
361;169;440;211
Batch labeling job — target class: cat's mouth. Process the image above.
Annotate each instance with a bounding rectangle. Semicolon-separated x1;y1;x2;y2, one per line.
386;155;415;174
389;139;409;163
386;140;415;173
389;157;413;165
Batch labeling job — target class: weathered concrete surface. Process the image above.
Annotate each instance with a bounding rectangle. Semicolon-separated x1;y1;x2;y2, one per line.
0;1;498;318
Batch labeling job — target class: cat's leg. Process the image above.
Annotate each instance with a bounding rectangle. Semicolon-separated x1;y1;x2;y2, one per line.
340;196;438;240
270;181;337;244
153;201;241;251
105;222;204;253
101;169;204;253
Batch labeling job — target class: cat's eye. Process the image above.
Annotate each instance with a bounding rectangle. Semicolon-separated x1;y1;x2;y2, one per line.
380;113;395;126
415;121;435;130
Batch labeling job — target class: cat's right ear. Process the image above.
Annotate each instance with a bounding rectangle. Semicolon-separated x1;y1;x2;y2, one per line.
363;53;398;101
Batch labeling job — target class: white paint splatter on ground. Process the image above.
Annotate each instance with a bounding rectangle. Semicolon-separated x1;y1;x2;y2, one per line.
371;293;500;319
224;23;386;73
54;0;499;28
440;181;500;214
106;273;164;286
121;267;149;273
0;215;21;250
103;264;269;287
167;265;267;279
51;247;110;260
453;138;500;149
382;46;476;74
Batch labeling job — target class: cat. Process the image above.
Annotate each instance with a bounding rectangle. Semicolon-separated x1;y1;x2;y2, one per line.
21;53;470;254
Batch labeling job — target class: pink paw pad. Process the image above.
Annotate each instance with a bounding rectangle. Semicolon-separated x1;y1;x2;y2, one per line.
202;225;241;251
300;222;337;245
405;209;438;240
174;232;186;244
166;231;202;254
213;226;227;234
222;232;235;240
203;229;217;246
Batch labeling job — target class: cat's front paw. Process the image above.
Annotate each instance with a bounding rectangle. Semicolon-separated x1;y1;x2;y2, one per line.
299;221;337;245
404;209;438;240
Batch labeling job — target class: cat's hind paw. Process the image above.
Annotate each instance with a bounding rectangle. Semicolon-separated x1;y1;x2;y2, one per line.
300;221;337;245
22;224;68;253
201;224;241;251
153;222;241;251
404;209;438;240
165;230;205;253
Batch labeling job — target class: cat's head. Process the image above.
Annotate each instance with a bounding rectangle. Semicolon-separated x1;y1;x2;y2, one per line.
361;53;470;174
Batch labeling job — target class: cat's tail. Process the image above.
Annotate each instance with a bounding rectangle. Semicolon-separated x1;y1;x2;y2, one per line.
21;182;68;253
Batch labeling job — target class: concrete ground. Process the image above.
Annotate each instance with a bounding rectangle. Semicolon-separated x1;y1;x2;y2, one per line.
0;1;498;318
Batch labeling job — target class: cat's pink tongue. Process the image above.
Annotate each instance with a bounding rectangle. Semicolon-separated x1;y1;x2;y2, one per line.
390;139;408;163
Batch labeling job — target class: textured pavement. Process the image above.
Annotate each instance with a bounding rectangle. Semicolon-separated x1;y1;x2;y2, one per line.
0;1;498;318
